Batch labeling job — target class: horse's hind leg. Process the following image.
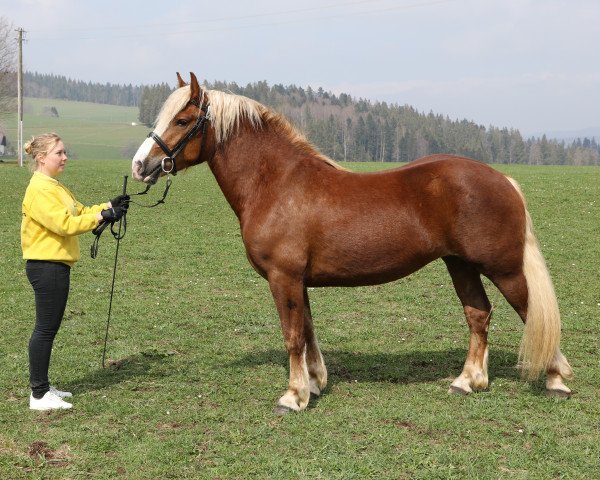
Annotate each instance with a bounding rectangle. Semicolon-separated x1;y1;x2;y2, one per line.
545;350;573;398
303;288;327;396
489;272;573;397
444;256;493;394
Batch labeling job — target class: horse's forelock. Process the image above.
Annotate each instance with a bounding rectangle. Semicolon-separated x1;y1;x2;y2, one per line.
154;86;192;134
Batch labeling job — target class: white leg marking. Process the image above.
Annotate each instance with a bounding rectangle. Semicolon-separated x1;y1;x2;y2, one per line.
307;344;327;396
278;348;310;411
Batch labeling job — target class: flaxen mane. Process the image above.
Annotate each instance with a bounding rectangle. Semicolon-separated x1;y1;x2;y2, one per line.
155;86;347;171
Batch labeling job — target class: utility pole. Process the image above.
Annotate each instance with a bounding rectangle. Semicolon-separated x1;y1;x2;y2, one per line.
16;28;25;167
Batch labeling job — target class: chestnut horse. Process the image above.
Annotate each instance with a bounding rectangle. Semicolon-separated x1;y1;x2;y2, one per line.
132;73;572;413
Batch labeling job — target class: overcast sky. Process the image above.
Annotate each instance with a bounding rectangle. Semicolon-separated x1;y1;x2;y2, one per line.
3;0;599;136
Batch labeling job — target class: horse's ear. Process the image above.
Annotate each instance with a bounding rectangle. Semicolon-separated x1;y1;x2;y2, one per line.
190;72;200;102
176;72;187;88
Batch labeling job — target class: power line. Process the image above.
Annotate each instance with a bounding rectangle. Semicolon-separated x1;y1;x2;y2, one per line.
26;0;390;32
28;0;456;41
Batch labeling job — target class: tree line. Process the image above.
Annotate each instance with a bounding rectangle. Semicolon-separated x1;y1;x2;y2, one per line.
21;72;600;166
24;72;142;107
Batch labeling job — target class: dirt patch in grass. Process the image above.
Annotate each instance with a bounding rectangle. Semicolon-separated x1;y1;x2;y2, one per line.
28;441;72;467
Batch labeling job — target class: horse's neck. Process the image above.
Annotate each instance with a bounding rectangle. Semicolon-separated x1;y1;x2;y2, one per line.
208;132;288;220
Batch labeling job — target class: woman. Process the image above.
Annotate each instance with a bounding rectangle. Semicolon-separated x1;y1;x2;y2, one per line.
21;133;129;411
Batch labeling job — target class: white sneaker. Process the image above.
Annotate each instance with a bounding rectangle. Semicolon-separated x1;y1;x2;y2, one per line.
30;391;72;411
49;386;73;398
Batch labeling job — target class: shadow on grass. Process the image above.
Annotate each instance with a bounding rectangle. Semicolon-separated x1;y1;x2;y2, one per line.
227;347;544;409
62;347;530;402
229;347;521;386
64;350;174;394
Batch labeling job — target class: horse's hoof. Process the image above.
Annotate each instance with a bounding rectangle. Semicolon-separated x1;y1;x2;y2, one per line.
274;404;295;416
448;385;471;395
546;389;572;399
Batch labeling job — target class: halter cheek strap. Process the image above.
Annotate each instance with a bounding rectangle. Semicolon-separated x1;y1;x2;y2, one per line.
147;133;178;174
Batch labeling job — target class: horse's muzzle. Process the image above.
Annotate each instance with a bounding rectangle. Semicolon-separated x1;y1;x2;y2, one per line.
132;160;146;182
132;160;161;184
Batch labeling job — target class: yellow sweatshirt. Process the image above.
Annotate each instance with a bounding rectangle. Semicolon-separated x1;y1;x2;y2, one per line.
21;171;107;266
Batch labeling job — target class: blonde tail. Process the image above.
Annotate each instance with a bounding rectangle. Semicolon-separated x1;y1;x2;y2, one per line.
506;178;573;380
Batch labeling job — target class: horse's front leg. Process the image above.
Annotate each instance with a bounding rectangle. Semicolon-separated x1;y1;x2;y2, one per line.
268;271;310;414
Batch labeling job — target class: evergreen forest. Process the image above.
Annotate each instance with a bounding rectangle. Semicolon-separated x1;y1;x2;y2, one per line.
23;72;600;166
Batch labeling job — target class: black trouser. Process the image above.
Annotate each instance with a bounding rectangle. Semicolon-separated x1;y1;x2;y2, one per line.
26;260;71;399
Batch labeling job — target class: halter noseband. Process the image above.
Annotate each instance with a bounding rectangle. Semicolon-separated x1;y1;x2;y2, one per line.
147;93;211;176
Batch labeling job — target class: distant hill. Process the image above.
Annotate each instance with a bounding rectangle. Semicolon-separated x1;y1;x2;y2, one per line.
532;127;600;143
15;72;600;166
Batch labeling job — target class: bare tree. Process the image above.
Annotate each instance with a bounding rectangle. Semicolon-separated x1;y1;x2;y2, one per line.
0;17;17;117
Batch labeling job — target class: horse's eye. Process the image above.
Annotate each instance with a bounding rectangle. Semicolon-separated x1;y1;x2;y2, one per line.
176;119;188;127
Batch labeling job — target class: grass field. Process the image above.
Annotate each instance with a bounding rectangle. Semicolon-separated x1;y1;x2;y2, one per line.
1;157;599;478
1;98;147;160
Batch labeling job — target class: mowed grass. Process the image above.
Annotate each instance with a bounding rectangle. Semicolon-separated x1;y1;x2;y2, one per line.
2;97;147;160
0;159;599;479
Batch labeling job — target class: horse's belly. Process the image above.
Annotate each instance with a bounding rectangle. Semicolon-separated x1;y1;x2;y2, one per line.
306;246;440;287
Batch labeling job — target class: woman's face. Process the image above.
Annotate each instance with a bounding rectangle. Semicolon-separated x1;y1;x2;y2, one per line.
38;140;67;177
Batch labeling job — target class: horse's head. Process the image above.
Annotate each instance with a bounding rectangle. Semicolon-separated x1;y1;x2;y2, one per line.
132;72;212;184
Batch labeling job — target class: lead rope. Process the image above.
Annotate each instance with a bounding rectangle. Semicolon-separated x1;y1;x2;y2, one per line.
97;175;128;368
101;203;124;368
90;176;172;259
92;173;173;368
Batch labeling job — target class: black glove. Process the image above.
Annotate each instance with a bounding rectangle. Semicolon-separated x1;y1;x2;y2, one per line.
110;194;130;209
100;206;127;223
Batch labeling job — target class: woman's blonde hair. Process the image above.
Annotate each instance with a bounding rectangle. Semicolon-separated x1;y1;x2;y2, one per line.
23;132;62;172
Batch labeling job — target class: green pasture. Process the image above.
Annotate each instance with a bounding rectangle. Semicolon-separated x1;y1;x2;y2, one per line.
1;98;147;160
1;159;599;478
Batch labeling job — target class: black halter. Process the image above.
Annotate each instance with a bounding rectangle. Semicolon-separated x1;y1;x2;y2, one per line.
147;94;211;176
